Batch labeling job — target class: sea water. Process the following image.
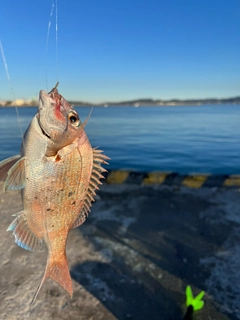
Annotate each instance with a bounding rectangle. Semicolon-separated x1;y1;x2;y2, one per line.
0;105;239;174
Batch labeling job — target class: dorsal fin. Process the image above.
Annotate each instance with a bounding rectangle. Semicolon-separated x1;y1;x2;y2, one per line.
72;148;110;229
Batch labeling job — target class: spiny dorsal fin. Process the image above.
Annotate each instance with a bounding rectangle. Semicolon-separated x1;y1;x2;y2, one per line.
72;148;110;229
4;156;26;191
7;211;44;252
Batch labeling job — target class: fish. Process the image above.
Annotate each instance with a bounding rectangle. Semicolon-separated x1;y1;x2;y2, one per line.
0;83;109;303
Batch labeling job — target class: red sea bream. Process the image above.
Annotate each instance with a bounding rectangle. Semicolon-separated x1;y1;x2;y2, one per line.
0;84;109;303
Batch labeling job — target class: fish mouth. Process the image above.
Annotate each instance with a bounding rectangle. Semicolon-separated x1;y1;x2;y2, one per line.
48;82;62;104
39;83;61;109
38;84;61;140
38;83;69;141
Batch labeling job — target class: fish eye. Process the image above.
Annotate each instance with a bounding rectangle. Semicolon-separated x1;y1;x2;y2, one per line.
68;112;80;127
70;115;77;123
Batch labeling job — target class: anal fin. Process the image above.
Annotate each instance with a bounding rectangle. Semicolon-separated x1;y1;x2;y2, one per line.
7;211;43;252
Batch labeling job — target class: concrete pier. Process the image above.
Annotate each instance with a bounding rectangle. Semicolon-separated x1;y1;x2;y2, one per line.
0;183;239;319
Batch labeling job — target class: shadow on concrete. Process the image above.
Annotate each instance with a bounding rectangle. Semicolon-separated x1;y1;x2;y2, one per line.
71;261;182;320
71;186;237;320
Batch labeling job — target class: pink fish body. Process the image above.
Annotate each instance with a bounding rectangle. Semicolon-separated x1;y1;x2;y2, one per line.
0;84;109;303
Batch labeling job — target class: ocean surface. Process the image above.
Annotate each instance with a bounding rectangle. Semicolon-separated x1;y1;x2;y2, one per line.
0;105;239;174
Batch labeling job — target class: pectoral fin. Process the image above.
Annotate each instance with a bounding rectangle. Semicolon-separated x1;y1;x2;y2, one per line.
7;211;44;252
0;155;21;182
4;156;26;191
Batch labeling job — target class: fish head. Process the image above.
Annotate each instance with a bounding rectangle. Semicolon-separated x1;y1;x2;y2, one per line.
37;84;85;156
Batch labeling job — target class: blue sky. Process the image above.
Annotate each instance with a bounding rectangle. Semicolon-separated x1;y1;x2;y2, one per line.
0;0;239;102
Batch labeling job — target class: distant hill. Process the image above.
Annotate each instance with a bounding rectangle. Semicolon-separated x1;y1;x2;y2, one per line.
1;96;240;107
69;96;240;107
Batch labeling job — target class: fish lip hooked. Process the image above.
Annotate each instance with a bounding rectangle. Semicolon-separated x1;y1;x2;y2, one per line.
48;84;62;104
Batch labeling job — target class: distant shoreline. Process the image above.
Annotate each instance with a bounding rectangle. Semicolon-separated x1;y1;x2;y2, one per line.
1;96;240;107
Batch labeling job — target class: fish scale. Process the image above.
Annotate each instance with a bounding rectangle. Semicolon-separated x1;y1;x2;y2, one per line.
0;84;109;304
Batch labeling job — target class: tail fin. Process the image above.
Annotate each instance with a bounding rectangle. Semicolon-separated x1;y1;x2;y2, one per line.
31;253;72;305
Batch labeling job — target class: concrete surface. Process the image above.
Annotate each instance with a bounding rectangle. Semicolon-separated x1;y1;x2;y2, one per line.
0;183;240;320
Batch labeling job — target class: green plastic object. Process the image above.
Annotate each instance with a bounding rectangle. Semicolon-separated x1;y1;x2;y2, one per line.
186;285;205;311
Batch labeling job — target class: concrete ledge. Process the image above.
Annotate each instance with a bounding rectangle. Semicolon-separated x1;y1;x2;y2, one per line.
105;170;240;188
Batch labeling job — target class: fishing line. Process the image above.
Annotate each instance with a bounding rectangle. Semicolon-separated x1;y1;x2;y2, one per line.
0;0;61;308
55;0;59;82
45;0;59;90
1;0;60;304
45;0;55;92
0;39;24;142
2;1;76;305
